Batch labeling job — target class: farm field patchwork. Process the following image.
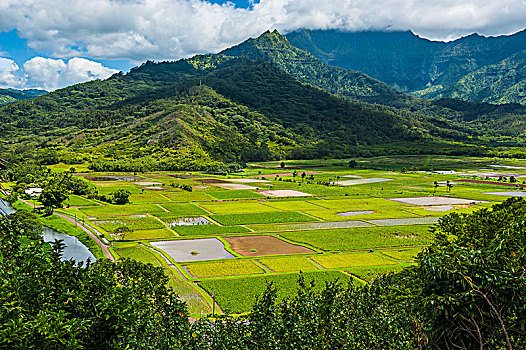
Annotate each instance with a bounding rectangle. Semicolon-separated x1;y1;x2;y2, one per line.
55;156;526;316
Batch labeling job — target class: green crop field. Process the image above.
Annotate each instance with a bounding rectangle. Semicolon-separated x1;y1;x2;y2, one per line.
208;190;266;200
198;271;358;313
129;192;171;204
164;191;215;202
280;225;432;251
113;245;162;266
185;259;265;278
80;204;165;217
346;265;409;282
173;224;250;236
67;195;100;207
380;248;421;262
33;156;525;318
263;200;325;211
124;228;176;240
256;256;319;272
211;211;319;225
199;201;278;214
93;216;166;232
311;252;399;269
156;202;208;216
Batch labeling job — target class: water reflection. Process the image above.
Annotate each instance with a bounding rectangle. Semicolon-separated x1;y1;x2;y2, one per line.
43;227;96;263
1;201;96;263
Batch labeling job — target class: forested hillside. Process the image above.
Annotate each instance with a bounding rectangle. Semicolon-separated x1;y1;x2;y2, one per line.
287;29;526;104
0;53;486;172
0;88;47;104
3;30;526;172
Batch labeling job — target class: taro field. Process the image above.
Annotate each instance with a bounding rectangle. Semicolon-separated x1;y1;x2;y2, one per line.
44;155;526;317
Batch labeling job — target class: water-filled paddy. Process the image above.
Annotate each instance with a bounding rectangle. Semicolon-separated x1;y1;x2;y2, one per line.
483;191;526;197
388;196;483;206
150;238;234;262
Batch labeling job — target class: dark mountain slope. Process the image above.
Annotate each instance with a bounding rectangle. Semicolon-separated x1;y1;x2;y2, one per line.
220;30;411;106
287;29;526;104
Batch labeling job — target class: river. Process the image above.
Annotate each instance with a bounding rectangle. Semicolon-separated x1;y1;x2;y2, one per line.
1;200;95;263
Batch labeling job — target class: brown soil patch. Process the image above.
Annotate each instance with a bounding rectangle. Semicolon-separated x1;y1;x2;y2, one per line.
224;235;314;256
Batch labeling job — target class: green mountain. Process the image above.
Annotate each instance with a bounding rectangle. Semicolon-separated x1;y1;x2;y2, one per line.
0;54;481;171
287;29;526;104
221;30;410;106
0;88;47;104
3;30;526;171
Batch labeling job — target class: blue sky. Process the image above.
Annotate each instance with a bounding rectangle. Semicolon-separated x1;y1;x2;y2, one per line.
1;0;524;91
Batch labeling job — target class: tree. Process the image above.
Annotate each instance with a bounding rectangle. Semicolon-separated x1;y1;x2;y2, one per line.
0;214;191;349
301;172;306;182
433;181;439;195
111;189;131;205
39;183;69;208
446;180;453;192
348;160;357;168
292;170;298;182
408;197;526;349
280;162;285;168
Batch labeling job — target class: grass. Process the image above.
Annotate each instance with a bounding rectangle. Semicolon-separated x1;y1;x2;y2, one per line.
208;190;265;200
198;271;357;314
257;256;319;272
211;211;319;226
311;252;398;269
156;202;208;216
198;201;278;214
184;259;264;278
80;204;164;217
93;217;165;232
279;225;432;251
173;225;250;236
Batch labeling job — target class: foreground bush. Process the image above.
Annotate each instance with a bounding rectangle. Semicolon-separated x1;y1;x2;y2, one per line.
1;198;525;349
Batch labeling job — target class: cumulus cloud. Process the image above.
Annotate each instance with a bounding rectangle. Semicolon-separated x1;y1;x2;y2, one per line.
22;57;119;90
0;0;524;65
0;57;24;88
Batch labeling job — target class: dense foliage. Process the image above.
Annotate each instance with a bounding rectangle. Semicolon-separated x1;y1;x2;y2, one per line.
1;197;524;348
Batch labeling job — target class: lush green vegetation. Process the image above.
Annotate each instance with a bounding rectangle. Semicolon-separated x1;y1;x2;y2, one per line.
185;259;264;278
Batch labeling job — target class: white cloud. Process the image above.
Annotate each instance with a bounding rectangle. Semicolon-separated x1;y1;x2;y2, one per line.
23;57;119;90
0;0;524;65
0;57;23;88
